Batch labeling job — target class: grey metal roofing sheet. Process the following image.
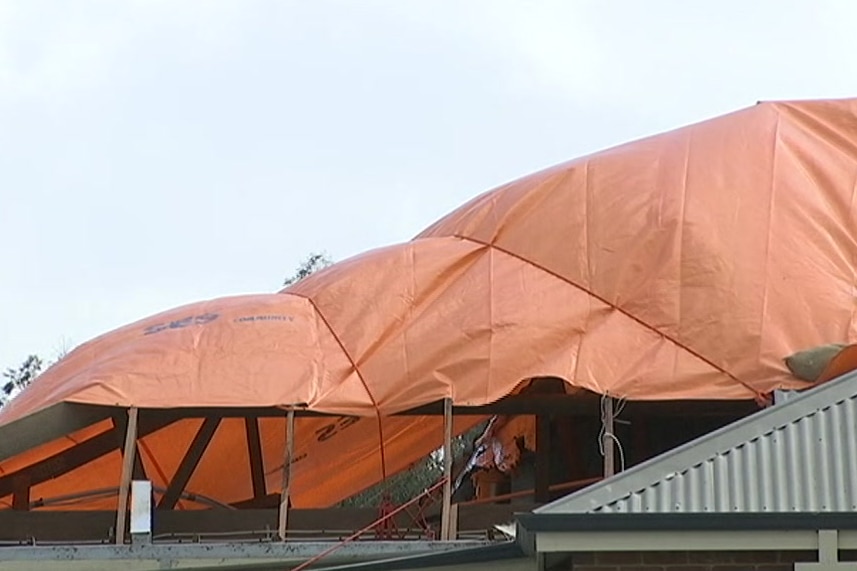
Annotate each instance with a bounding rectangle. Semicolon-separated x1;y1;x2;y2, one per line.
537;370;857;515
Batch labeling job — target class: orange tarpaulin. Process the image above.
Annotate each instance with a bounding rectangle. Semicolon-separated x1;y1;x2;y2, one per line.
419;98;857;398
819;344;857;384
0;411;480;510
2;97;856;510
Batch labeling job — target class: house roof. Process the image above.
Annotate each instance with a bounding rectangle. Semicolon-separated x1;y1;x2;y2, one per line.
6;98;857;512
537;370;857;515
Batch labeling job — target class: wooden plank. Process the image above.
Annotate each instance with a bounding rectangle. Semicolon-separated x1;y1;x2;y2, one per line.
231;493;279;509
399;395;758;417
135;397;757;419
440;398;453;540
157;417;221;510
602;396;615;478
0;403;115;465
461;477;601;507
11;474;30;511
448;503;459;540
0;511;115;542
115;407;138;545
245;417;267;500
0;505;526;543
278;409;295;541
535;414;552;503
112;412;147;481
0;414;177;497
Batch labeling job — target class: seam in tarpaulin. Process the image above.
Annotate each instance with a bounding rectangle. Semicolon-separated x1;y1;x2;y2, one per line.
583;160;593;289
571;288;595;394
573;160;594;392
287;293;389;479
754;112;782;380
453;234;763;400
403;245;416;406
338;242;484;380
485;246;495;404
673;129;691;390
848;172;857;336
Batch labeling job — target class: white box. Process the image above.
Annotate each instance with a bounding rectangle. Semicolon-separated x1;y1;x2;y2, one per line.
130;480;152;535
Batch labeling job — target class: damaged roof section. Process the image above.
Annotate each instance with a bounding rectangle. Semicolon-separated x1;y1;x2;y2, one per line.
537;370;857;515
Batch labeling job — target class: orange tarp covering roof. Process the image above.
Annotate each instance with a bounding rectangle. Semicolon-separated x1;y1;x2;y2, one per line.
2;98;856;510
819;344;857;384
419;98;857;399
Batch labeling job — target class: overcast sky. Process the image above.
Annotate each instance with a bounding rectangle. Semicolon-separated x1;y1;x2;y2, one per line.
2;0;857;369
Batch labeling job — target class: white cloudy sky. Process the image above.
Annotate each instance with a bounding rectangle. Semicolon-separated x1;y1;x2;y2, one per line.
2;0;857;368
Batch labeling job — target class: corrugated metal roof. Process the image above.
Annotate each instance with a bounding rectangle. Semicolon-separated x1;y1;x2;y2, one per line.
538;370;857;515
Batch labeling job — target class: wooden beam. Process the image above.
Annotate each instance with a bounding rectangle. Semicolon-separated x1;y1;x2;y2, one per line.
133;397;758;419
11;474;30;511
555;416;580;482
278;409;295;541
440;398;453;540
632;417;649;467
535;413;552;503
115;407;138;545
460;476;602;507
157;417;221;510
448;503;459;540
1;503;544;543
398;395;759;417
231;493;279;510
112;412;147;481
0;403;115;465
245;417;267;500
602;397;615;478
0;414;177;498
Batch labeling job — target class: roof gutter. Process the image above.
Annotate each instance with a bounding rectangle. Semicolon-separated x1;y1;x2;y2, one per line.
517;512;857;533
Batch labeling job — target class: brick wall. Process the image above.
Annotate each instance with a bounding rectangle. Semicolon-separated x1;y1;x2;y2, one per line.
569;550;817;571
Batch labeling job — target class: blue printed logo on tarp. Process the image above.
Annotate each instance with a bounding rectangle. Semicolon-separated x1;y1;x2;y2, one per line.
143;313;220;336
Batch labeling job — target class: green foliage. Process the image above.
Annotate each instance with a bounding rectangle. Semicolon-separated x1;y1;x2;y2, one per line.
340;421;488;508
1;342;74;408
1;354;43;407
341;454;442;508
283;252;333;286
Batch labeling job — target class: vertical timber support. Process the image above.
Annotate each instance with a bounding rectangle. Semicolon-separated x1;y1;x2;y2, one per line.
278;408;296;541
535;413;552;503
440;398;453;541
602;396;615;478
11;474;30;511
116;406;138;545
245;417;267;501
112;411;148;482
